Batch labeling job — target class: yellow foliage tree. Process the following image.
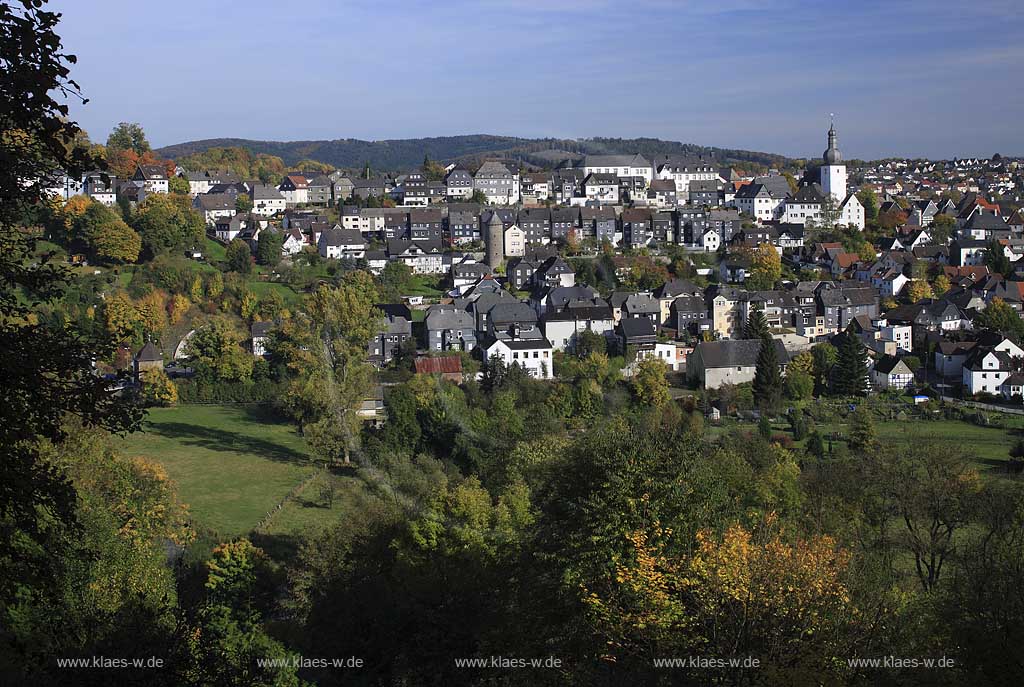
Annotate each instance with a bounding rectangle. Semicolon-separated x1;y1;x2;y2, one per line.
189;275;204;302
585;516;854;682
58;194;93;238
907;280;934;303
206;271;224;299
135;290;169;337
142;369;178;407
168;293;191;324
748;242;782;290
632;356;670;407
103;292;139;341
788;350;814;377
239;290;259;322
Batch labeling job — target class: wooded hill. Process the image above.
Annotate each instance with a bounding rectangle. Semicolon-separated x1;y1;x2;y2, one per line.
157;134;790;172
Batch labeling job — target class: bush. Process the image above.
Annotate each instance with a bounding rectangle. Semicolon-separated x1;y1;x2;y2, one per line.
174;378;283;403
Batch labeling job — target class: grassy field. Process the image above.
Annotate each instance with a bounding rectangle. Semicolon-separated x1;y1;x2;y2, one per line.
118;404;317;537
740;412;1022;477
815;418;1020;475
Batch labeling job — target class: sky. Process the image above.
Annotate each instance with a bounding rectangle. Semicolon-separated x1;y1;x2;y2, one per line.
50;0;1024;160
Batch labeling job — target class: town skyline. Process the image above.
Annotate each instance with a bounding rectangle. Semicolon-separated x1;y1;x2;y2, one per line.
51;0;1023;161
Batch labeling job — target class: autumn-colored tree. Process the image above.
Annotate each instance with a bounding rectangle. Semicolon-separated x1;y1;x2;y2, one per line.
564;228;580;255
933;274;951;296
82;207;140;263
168;293;191;324
141;369;177;406
135;290;169;337
585;517;854;682
906;279;933;303
239;290;259;322
236;192;253;214
788;350;814;377
55;193;92;240
102;292;139;342
877;208;907;231
631;356;669;407
747;242;781;290
206;271;224;299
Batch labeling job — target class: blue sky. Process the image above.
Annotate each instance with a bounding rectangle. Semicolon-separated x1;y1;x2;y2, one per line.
51;0;1023;160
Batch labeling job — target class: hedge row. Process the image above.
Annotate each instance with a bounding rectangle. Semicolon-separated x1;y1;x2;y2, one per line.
175;378;284;404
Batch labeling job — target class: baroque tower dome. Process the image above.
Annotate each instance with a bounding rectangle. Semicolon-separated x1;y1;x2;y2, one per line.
823;123;842;165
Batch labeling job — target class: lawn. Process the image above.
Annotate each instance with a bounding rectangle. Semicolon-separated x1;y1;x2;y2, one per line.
203;237;227;263
247;278;304;306
404;275;445;298
814;418;1020;475
117;404;316;537
261;470;370;538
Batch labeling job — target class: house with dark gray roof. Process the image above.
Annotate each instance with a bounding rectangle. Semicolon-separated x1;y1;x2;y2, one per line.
542;298;614;352
818;286;879;331
368;304;413;366
687;338;789;389
424;305;476;352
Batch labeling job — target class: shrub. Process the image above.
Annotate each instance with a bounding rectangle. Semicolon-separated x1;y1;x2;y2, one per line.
174;378;283;404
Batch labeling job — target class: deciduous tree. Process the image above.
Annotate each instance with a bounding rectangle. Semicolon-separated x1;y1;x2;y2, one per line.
632;357;669;407
226;238;253;273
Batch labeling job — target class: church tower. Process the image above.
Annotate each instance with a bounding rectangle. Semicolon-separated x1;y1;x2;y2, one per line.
821;120;847;202
485;210;504;269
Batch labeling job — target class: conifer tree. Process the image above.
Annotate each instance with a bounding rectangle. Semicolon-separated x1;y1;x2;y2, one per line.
753;336;782;413
744;306;769;339
832;331;869;396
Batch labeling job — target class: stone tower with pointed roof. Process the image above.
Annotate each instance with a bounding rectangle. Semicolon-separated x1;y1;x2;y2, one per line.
821;120;847;202
485;210;504;269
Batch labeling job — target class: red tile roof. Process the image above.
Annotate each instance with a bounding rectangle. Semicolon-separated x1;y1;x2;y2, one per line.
414;356;462;375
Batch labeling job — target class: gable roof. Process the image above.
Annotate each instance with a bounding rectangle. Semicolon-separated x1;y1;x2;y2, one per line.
873;355;912;375
415;356;463;375
135;341;161;362
695;338;789;368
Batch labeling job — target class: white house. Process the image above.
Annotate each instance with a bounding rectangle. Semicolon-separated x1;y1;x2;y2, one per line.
486;330;554;379
582;173;620;205
504;225;525;258
542;307;615;352
961;345;1022;396
133;164;168;194
278;175;309;206
193;193;236;225
871;356;915;390
83;172;117;206
318;225;366;260
583;154;653;187
655;157;718;195
250;184;287;216
282;227;306;255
